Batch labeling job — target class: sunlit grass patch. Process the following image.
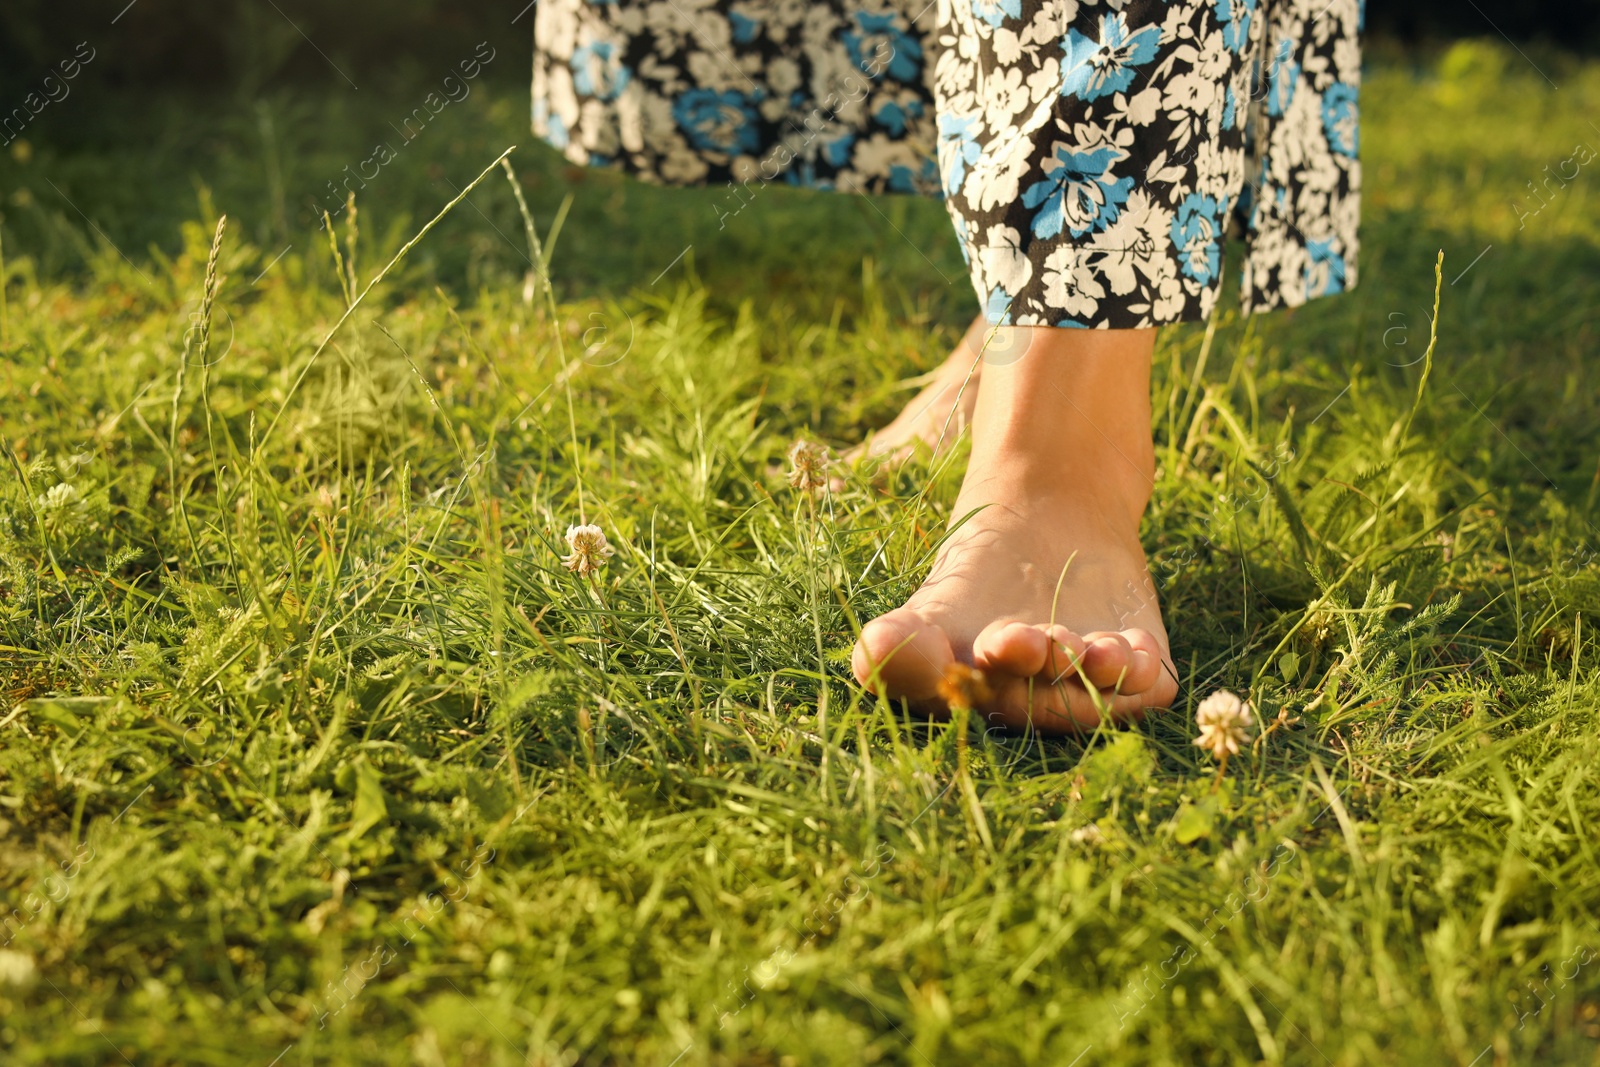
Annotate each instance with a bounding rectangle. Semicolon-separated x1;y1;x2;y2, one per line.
0;39;1598;1067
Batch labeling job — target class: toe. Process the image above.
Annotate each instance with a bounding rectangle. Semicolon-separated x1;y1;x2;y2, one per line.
980;671;1102;734
852;608;956;706
973;621;1087;683
1038;624;1088;683
972;621;1048;677
1116;628;1166;695
1080;632;1135;692
975;630;1173;735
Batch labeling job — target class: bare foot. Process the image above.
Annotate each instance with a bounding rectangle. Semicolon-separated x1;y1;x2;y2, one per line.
844;315;992;467
851;326;1178;732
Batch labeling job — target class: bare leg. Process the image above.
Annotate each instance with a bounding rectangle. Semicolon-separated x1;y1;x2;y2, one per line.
844;314;990;465
850;325;1177;732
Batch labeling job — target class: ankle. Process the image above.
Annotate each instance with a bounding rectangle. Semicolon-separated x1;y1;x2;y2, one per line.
977;411;1153;478
964;435;1153;521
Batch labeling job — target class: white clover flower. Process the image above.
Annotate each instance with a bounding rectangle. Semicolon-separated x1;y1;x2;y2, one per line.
786;440;831;493
1193;690;1254;761
562;523;615;577
35;482;89;536
36;482;83;512
0;949;36;988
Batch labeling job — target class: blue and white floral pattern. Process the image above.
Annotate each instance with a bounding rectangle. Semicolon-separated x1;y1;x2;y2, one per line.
533;0;1362;327
569;41;630;101
937;112;983;197
1060;14;1163;102
534;0;942;195
1172;193;1227;285
1022;142;1135;240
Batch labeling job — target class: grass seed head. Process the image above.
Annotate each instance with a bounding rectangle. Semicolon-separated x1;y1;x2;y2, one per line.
1194;690;1254;761
562;523;616;577
786;440;831;493
937;663;993;712
1299;608;1338;650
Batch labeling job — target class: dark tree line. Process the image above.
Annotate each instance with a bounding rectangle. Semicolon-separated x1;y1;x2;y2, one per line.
1;0;1593;104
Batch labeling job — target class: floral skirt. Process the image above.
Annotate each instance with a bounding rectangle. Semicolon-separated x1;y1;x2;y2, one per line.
532;0;1362;327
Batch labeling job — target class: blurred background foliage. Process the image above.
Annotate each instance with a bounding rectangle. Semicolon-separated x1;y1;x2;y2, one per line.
0;0;1593;366
0;0;526;101
0;0;1595;105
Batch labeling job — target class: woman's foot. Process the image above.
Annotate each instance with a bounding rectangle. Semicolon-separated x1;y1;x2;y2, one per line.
851;326;1178;732
844;315;991;466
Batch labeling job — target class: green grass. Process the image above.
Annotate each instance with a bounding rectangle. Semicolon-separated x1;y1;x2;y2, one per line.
2;37;1600;1067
